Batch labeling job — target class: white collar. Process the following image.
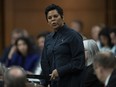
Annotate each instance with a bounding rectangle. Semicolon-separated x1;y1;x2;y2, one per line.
105;74;111;86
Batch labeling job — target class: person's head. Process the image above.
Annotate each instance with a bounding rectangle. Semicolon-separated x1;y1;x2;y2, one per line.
70;20;83;33
83;39;99;66
91;25;101;41
11;29;29;45
37;32;49;52
110;28;116;45
15;37;33;56
4;66;26;87
45;4;64;30
99;27;112;48
93;52;116;83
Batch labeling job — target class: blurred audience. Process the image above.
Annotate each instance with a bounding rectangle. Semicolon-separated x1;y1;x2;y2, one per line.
0;63;7;87
93;52;116;87
110;28;116;56
4;66;27;87
91;25;102;50
99;27;113;52
83;39;103;87
0;63;6;76
0;18;116;87
6;37;39;73
1;28;29;64
36;32;50;55
70;20;87;40
34;32;49;75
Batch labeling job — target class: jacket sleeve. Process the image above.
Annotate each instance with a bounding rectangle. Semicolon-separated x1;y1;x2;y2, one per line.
57;33;85;77
6;52;17;67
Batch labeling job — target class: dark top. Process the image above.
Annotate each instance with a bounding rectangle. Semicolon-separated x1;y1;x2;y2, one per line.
7;52;39;72
107;69;116;87
84;64;104;87
41;24;85;87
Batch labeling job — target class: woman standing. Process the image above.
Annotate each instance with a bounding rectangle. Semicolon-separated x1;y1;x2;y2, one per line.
40;4;85;87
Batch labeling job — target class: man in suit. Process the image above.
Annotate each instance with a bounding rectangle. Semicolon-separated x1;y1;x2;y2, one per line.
93;52;116;87
83;39;103;87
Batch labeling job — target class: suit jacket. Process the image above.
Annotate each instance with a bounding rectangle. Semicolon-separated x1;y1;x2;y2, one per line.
0;80;4;87
84;64;104;87
41;24;85;87
7;52;39;72
106;69;116;87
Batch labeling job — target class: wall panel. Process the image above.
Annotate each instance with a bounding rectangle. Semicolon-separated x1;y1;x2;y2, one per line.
4;0;108;47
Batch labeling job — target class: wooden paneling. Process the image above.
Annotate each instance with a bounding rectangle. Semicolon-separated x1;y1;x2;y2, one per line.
0;0;4;55
4;0;14;47
107;0;116;26
3;0;115;47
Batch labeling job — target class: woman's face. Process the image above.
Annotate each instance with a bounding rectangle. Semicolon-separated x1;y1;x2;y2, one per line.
47;9;64;30
17;40;28;55
100;35;108;46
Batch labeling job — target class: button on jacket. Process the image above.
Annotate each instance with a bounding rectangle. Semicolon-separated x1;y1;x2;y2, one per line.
41;24;85;87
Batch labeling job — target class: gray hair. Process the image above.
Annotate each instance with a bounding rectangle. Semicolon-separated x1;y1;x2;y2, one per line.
83;39;99;66
93;52;116;69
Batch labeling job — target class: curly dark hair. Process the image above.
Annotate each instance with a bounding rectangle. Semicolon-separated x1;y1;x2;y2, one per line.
99;27;113;48
15;37;35;55
45;4;64;20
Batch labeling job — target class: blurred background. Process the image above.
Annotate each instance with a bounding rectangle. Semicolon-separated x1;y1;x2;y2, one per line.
0;0;116;55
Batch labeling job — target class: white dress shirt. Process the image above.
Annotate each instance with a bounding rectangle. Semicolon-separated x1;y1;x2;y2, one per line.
105;74;111;86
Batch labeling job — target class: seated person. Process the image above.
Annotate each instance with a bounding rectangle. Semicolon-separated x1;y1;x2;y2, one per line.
99;27;113;52
83;39;103;87
110;28;116;56
4;66;27;87
34;32;49;75
0;63;6;87
4;66;44;87
93;52;116;87
6;37;40;73
1;29;29;64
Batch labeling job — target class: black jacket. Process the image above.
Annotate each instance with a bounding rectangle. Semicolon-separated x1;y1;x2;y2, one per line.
84;64;104;87
41;24;85;87
107;69;116;87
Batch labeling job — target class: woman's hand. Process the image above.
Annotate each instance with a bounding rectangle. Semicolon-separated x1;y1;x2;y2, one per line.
8;46;16;59
50;69;59;80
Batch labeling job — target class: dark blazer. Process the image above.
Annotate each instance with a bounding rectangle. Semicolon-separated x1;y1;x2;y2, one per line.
41;24;85;87
0;81;3;87
7;52;39;72
84;64;103;87
106;69;116;87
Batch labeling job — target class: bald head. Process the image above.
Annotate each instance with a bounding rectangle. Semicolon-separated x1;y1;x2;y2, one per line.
9;68;24;77
4;66;26;87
